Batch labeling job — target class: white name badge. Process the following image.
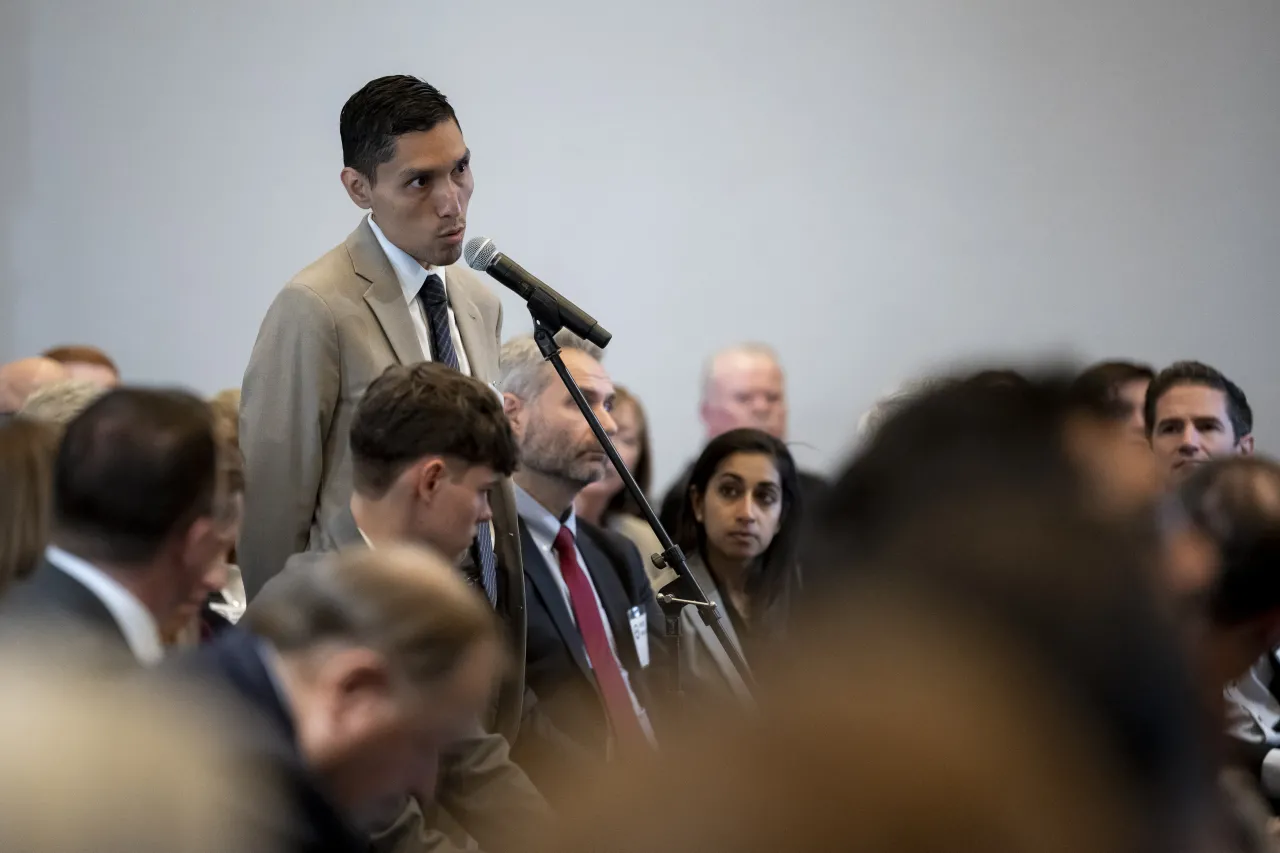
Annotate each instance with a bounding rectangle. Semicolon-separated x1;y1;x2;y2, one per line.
628;605;650;669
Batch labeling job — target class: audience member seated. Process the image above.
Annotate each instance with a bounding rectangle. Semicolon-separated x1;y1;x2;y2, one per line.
498;334;666;801
0;418;59;597
0;648;280;853
269;360;551;853
177;545;505;853
1070;359;1155;437
573;384;664;575
0;357;69;418
2;389;235;666
41;344;121;388
1146;361;1254;483
17;378;108;430
658;342;825;560
669;427;802;703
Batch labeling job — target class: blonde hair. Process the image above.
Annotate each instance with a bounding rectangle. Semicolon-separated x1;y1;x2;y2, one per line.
210;387;241;449
18;378;108;429
0;646;280;853
0;418;59;596
247;545;503;684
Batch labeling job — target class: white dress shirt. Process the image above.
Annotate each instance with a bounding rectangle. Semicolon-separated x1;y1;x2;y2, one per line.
43;545;164;666
1226;653;1280;795
367;215;472;376
514;485;654;743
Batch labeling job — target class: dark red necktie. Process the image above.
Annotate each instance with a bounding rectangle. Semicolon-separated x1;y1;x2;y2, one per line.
552;525;648;752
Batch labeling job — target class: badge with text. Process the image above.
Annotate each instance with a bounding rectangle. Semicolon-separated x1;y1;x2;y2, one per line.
628;605;650;668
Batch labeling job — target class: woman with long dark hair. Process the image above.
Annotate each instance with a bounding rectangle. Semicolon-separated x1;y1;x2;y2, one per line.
673;427;802;699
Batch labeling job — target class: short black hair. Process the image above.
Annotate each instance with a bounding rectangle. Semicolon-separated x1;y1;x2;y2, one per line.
1144;360;1252;440
1070;360;1154;422
340;75;458;181
1177;456;1280;627
54;389;219;564
350;362;518;498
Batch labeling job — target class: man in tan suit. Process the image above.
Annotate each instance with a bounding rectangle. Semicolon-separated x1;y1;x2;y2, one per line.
239;76;525;735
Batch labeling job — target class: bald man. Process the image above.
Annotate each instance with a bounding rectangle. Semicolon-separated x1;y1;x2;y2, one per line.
657;343;827;545
0;358;71;417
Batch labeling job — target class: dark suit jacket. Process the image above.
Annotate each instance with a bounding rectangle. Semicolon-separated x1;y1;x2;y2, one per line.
275;520;553;853
512;519;666;796
173;629;367;853
0;557;137;665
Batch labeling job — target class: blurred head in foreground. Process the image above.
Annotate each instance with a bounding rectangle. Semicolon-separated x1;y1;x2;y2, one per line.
245;545;504;824
799;369;1217;851
0;646;277;852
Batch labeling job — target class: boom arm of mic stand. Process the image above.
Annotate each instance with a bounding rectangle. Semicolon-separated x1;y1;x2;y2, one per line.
525;308;756;696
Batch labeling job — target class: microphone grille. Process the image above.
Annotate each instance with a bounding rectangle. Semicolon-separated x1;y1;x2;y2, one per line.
464;236;498;271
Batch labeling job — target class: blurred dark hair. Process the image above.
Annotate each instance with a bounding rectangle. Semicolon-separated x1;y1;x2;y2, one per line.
1144;361;1251;441
675;428;801;618
811;372;1096;570
604;387;652;520
805;369;1215;850
341;75;458;182
53;389;218;564
1177;456;1280;627
1071;360;1154;422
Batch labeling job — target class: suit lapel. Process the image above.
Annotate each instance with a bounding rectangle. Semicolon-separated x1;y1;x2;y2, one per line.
348;218;426;365
576;531;640;672
446;267;490;381
519;523;593;682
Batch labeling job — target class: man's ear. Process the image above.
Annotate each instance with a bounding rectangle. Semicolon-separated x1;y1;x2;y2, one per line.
1240;434;1256;456
340;166;373;210
503;394;525;436
178;515;219;566
415;458;448;504
322;647;396;726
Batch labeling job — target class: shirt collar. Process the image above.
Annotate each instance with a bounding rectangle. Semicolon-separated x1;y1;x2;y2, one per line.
367;214;446;304
513;483;578;542
43;545;165;665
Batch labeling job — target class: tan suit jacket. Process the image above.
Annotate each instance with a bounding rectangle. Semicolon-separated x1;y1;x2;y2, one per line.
238;216;526;742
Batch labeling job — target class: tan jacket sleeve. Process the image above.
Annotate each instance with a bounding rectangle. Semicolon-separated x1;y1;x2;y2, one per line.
238;282;340;599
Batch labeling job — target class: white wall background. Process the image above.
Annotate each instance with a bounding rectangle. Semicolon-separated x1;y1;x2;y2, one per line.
3;0;1279;491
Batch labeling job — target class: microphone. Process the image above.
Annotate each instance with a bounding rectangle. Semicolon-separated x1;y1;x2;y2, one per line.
464;237;611;349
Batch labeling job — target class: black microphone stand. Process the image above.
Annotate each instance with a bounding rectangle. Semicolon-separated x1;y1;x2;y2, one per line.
523;296;756;702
